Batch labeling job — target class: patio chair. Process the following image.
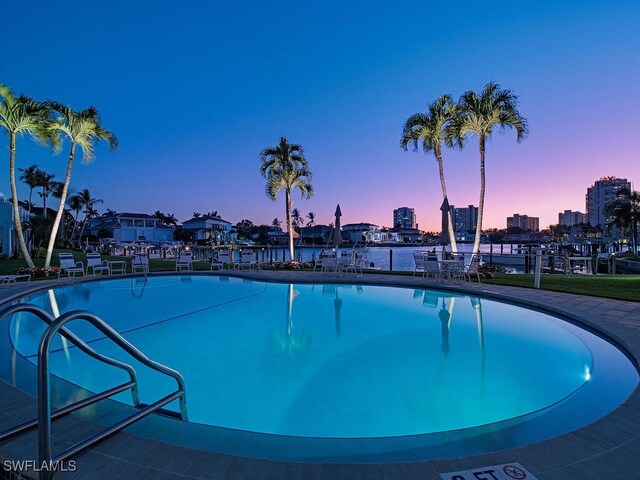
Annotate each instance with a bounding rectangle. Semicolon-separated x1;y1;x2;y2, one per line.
58;252;85;278
463;254;482;283
176;251;193;271
413;251;427;276
211;250;232;270
343;251;364;276
313;250;336;272
86;253;110;275
423;254;442;281
132;253;150;274
237;249;259;270
320;255;340;276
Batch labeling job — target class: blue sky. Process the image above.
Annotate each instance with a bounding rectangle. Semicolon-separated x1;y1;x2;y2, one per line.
2;1;639;230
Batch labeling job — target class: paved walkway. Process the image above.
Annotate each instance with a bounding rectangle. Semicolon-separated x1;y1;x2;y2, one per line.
0;271;639;479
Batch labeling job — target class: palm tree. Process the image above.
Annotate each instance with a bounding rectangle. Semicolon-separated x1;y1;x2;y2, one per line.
605;187;640;257
291;208;303;245
0;84;57;268
44;104;117;267
260;137;313;260
401;94;459;253
67;194;84;241
306;211;316;246
35;170;55;217
448;82;528;254
76;188;103;244
271;218;283;231
105;208;117;215
19;164;40;215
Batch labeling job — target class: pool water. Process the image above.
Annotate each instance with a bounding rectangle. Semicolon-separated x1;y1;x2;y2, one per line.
6;276;638;455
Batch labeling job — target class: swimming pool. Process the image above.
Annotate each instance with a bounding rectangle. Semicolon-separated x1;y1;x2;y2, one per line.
3;275;638;461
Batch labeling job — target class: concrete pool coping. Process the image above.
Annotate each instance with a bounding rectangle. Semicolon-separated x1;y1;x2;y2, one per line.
0;270;639;479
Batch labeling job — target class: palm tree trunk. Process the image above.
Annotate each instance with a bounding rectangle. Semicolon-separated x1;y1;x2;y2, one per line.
286;190;294;261
9;133;35;268
45;143;75;267
472;137;486;255
434;144;458;254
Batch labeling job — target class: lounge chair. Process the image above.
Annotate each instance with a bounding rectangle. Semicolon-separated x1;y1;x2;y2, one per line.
211;250;232;270
423;254;442;281
320;256;340;276
237;249;259;270
175;251;193;271
132;253;150;274
343;251;364;276
58;252;85;278
0;274;31;285
86;253;110;275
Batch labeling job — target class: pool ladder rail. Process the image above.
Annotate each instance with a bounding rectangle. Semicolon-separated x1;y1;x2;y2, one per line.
0;304;188;480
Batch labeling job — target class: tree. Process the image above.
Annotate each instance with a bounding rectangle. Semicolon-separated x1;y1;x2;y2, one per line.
306;211;316;227
19;164;40;215
272;218;283;231
605;187;640;256
448;82;528;254
260;137;313;260
401;94;459;253
67;194;84;242
76;189;103;244
193;212;201;218
0;84;57;268
154;210;178;226
235;219;254;240
291;208;303;245
35;169;55;216
105;208;117;215
44;104;117;267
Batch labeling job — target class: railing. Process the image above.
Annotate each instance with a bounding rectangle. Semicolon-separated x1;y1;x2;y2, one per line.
0;304;188;479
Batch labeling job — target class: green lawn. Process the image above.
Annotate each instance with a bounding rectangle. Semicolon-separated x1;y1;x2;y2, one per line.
484;274;640;302
3;253;639;302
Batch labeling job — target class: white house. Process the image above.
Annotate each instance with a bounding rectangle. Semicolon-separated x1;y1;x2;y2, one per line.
181;215;234;243
86;212;174;243
341;223;381;243
0;193;32;254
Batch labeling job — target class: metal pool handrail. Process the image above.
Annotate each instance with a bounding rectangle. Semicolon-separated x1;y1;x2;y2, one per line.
0;304;188;479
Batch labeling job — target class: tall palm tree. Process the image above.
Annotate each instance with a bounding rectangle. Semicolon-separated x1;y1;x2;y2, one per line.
272;218;283;231
44;104;117;267
260;137;313;260
76;188;103;244
401;94;459;253
19;164;40;215
604;187;640;257
306;211;316;246
0;84;57;268
448;82;528;254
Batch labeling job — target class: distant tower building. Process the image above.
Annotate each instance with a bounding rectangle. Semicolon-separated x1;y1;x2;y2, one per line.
558;210;587;226
586;177;631;227
393;207;417;229
507;214;539;232
450;205;478;232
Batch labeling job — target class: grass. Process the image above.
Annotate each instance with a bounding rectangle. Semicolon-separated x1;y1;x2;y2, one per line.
2;252;639;302
484;274;640;302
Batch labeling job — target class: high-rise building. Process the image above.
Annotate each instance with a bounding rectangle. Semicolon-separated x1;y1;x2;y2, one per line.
558;210;587;226
586;177;631;227
393;207;416;229
507;214;539;232
450;205;478;232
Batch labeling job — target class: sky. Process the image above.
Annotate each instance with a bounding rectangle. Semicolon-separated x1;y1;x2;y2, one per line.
1;1;639;231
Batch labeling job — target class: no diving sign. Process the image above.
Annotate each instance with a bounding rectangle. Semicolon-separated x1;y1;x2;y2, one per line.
440;463;538;480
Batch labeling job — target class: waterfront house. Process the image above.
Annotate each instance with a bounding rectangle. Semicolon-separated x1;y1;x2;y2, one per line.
0;194;32;254
181;215;234;244
86;212;174;243
342;223;380;243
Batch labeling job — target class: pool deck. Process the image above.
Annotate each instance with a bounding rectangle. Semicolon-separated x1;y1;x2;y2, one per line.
0;270;639;479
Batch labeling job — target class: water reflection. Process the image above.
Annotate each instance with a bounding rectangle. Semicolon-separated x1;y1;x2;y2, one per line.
272;284;310;360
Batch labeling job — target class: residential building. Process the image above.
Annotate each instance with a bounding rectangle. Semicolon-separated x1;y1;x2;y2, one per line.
379;227;422;243
450;205;478;233
586;177;631;227
86;212;174;243
181;215;234;243
393;207;417;229
341;223;380;243
507;214;539;232
558;210;587;227
298;225;333;244
0;193;32;254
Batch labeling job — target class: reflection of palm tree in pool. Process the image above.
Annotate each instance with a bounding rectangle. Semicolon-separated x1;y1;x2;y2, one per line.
273;284;310;360
471;297;486;395
437;296;456;358
334;290;343;338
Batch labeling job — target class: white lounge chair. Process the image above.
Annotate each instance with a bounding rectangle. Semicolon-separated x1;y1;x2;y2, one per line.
423;254;442;281
343;251;364;276
320;256;340;276
58;252;85;278
237;249;259;270
463;254;482;283
132;253;150;274
176;251;193;271
0;274;31;285
86;253;110;275
211;250;232;270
